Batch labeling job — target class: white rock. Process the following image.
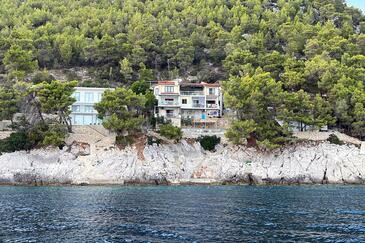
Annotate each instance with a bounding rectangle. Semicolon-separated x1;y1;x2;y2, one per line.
0;141;364;185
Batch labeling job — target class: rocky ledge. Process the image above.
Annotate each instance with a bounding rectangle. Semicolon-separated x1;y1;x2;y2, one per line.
0;140;364;185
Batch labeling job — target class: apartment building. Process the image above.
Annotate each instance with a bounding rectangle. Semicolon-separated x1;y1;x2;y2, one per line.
154;79;223;127
70;87;110;125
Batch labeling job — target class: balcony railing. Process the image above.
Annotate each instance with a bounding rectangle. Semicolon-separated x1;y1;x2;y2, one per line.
192;103;205;108
206;104;218;108
166;113;179;118
180;91;205;96
159;100;179;106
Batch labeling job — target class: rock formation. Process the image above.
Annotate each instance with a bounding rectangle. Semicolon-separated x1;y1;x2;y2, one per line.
0;140;364;185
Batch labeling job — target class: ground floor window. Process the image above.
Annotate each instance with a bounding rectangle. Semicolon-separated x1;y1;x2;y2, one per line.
72;115;102;125
166;110;174;118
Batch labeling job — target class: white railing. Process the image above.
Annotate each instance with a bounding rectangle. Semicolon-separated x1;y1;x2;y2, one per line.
159;100;179;106
180;91;205;96
192;103;205;108
206;104;218;108
166;113;179;118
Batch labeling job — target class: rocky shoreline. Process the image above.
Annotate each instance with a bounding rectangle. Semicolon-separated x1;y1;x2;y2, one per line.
0;140;365;186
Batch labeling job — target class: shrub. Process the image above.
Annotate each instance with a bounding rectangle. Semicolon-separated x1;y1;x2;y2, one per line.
181;117;193;126
147;136;161;145
42;125;67;148
155;116;170;125
198;135;221;151
0;131;32;153
116;135;135;146
327;134;344;145
159;124;182;141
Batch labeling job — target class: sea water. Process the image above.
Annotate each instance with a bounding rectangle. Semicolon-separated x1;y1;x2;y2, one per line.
0;185;364;242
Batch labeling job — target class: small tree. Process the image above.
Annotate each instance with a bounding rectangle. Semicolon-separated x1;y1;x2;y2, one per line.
95;87;146;145
0;86;20;125
223;68;288;148
131;79;157;117
198;135;221;151
159;124;183;141
3;44;38;81
34;80;77;132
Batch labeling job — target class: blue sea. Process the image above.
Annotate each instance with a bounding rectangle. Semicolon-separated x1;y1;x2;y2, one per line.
0;186;365;242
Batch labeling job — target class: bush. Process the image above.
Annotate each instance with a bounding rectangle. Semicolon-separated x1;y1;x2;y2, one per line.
42;125;67;148
115;135;135;146
181;117;193;126
155;116;171;125
0;131;32;153
159;124;183;141
327;134;344;145
198;135;221;151
147;136;162;145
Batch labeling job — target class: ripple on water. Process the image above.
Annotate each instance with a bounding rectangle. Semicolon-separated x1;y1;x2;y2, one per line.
0;185;364;242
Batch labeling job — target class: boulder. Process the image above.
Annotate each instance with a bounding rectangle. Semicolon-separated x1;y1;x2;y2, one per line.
68;141;91;157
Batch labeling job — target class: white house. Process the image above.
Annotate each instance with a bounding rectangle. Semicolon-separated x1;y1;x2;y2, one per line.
70;87;110;125
153;79;223;127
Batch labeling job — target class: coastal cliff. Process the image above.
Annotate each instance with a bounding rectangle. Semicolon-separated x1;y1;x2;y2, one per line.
0;140;364;185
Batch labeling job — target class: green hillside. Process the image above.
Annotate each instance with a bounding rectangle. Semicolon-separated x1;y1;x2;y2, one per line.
1;0;365;147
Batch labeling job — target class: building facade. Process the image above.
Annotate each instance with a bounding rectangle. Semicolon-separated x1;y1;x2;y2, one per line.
70;87;110;125
154;79;223;127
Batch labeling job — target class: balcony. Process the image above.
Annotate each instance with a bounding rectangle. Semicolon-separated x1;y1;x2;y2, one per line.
192;103;205;108
166;113;178;118
158;100;180;106
206;104;218;109
160;92;179;95
206;94;218;100
180;91;205;96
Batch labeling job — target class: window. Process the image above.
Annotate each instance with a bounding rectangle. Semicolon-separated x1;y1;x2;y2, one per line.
182;99;187;104
164;86;174;93
72;105;80;112
166;110;174;117
97;92;102;102
84;105;94;113
74;115;83;125
208;88;215;95
85;92;94;102
74;92;80;101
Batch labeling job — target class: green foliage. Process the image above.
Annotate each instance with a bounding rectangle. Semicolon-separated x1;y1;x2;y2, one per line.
159;124;182;141
41;124;67;148
25;121;68;148
225;120;257;145
0;0;361;83
0;0;365;143
31;70;55;84
33;80;77;132
95;87;146;144
0;131;31;153
223;69;291;148
3;44;38;80
131;80;157;116
327;134;344;145
0;86;20;123
147;136;161;146
0;79;73;152
115;135;135;147
197;135;221;151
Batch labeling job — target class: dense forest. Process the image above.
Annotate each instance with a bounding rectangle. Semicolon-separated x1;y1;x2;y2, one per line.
1;0;365;148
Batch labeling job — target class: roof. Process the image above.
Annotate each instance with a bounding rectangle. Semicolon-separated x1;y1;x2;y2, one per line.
157;80;176;85
180;82;204;88
202;82;220;87
75;87;113;91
